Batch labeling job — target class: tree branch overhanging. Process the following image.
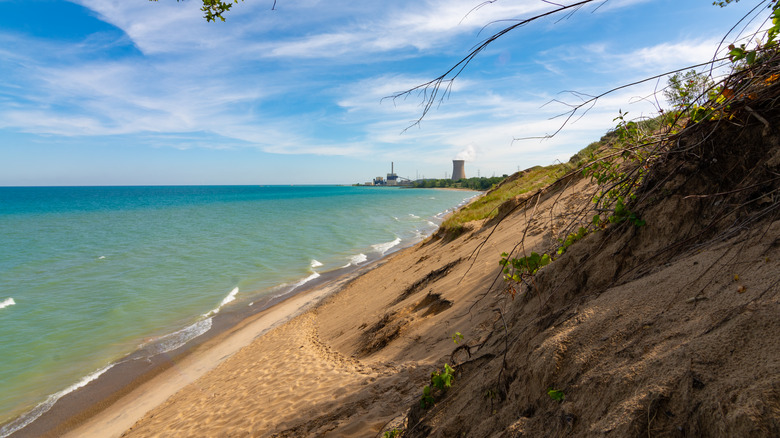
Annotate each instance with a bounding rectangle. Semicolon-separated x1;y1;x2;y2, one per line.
384;0;603;133
388;0;778;139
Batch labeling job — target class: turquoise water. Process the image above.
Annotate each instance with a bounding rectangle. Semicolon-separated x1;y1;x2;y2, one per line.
0;185;477;433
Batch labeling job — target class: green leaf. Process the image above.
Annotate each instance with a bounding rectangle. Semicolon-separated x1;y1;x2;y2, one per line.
746;50;757;65
547;388;565;402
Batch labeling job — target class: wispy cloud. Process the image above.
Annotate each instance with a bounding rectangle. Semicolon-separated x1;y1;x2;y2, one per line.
3;0;768;183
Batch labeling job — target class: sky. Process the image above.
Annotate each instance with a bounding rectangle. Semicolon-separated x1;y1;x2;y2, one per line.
0;0;768;185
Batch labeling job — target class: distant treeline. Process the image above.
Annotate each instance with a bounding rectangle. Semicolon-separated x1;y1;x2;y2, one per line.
410;175;507;191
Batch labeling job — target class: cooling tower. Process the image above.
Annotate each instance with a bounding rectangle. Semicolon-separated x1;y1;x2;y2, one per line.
452;160;466;180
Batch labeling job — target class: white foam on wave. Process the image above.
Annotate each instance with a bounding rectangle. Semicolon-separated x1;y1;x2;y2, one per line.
427;221;437;227
0;363;114;438
0;298;15;310
310;259;323;268
372;238;401;255
344;253;368;267
97;256;106;260
204;287;239;317
222;287;239;305
408;213;420;219
290;272;320;291
142;317;213;355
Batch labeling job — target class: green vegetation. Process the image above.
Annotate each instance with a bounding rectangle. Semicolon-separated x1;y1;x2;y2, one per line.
582;110;652;228
149;0;245;22
438;107;677;236
383;429;402;438
452;331;463;344
421;364;455;409
439;164;571;232
664;70;716;111
495;110;659;298
557;226;589;256
499;252;551;282
717;0;780;65
547;388;565;402
437;130;628;234
411;176;507;190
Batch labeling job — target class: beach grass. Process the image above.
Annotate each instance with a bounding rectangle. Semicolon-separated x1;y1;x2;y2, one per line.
439;114;669;233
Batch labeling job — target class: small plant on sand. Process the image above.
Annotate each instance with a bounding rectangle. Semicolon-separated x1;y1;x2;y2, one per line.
547;388;565;402
420;363;456;409
384;429;402;438
499;252;551;286
557;226;589;255
452;331;464;344
499;251;552;300
609;198;646;227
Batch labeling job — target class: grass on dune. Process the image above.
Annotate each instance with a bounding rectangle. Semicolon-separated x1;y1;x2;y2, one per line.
439;135;611;234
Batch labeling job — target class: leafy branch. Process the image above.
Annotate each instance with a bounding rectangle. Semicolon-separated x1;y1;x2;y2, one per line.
149;0;282;22
420;364;456;409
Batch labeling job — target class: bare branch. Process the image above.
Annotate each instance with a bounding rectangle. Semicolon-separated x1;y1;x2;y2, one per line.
513;58;731;143
385;0;603;132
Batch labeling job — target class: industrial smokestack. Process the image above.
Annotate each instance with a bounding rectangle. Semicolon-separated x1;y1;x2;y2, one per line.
452;160;466;181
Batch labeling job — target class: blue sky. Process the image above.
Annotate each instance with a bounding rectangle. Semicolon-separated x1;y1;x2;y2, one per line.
0;0;764;185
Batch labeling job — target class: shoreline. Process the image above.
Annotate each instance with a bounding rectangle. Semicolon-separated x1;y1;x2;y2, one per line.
6;251;395;438
4;193;481;438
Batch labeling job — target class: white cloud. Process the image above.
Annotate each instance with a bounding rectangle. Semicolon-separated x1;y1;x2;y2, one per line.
261;0;555;59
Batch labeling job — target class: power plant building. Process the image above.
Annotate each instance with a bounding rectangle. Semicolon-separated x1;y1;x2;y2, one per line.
372;162;409;186
451;160;466;180
386;162;399;186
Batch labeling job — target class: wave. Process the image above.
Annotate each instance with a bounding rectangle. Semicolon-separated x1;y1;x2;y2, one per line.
344;253;368;268
372;238;401;255
432;194;478;221
218;287;240;307
0;364;114;438
204;287;239;317
310;259;323;268
408;213;420;219
0;298;15;310
289;272;320;291
142;317;213;355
